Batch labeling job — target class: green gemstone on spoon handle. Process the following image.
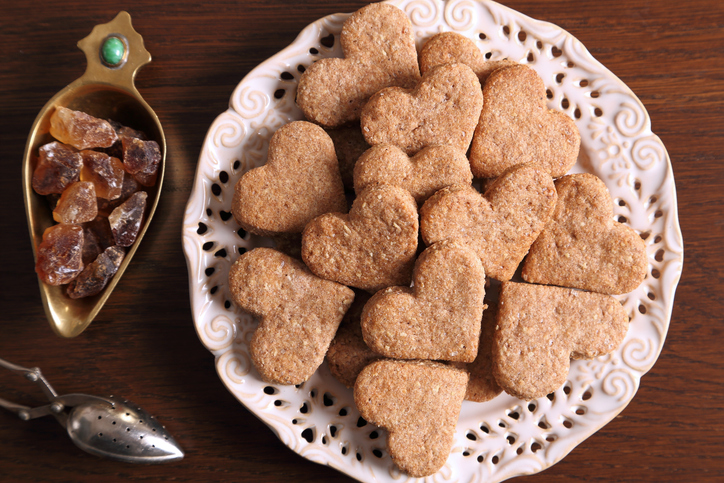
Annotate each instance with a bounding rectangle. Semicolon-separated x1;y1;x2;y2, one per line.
101;36;125;66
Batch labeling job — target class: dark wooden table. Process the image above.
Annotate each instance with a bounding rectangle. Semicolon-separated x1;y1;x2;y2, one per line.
1;1;722;481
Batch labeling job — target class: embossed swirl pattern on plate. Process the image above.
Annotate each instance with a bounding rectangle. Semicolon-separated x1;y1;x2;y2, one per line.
182;0;682;482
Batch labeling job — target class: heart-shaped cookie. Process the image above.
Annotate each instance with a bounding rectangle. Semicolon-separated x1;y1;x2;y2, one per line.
360;62;483;155
419;31;517;84
228;248;355;385
522;173;648;294
354;359;468;477
420;164;557;281
468;64;580;178
295;3;420;127
493;282;629;400
301;184;418;292
353;143;473;205
450;302;503;402
361;240;486;362
231;121;346;237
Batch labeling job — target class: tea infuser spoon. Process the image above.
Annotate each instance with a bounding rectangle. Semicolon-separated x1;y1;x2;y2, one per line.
0;357;183;463
22;11;166;338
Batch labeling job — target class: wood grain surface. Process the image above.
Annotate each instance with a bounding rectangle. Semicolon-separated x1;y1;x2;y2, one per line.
1;1;722;482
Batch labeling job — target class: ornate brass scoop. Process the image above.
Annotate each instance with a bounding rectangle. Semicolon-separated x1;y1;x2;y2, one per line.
22;12;165;338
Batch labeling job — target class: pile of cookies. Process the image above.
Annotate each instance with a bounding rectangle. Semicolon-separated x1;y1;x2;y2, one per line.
227;3;647;477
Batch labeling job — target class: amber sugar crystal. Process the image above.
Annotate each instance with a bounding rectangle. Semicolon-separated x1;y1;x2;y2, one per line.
122;137;161;186
50;106;118;150
35;224;84;285
67;245;125;299
81;216;115;265
109;191;148;247
32;142;82;195
80;150;125;200
52;181;98;224
96;174;141;216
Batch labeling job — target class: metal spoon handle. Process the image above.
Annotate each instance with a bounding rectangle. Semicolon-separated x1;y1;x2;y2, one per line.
0;356;63;422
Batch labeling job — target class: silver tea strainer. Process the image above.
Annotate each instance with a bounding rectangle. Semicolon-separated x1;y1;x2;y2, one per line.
0;357;183;463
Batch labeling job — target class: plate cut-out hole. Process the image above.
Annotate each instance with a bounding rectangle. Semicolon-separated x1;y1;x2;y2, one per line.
634;179;642;191
648;292;656;301
574;107;581;119
479;32;487;40
516;446;524;455
537;418;550;430
638;304;647;314
322;435;327;445
202;241;214;251
574;406;586;415
323;392;335;406
546;435;557;442
280;71;294;80
219;171;229;183
463;450;470;457
341;445;348;455
338;407;348;417
526;52;535;62
546;392;555;401
556;73;565;84
205;267;215;276
567;61;575;67
274;400;283;407
485;52;492;59
506;410;520;420
219;211;232;221
617;215;628;223
357;417;367;427
480;423;490;434
274;89;285;99
551;45;562;57
492;454;500;465
372;449;383;458
618;199;627;207
594;107;603;117
579;79;589;87
369;430;379;440
477;454;484;463
561;98;569;109
233;160;241;170
211;183;222;196
297;64;306;73
582;388;592;400
563;384;571;395
591;90;600;98
356;452;362;462
320;33;335;48
301;427;315;443
562;419;574;429
502;25;510;37
214;248;227;258
546;88;553;99
300;402;309;414
654;210;663;219
224;300;231;309
497;419;507;429
531;441;542;453
654;234;662;244
237;247;247;255
197;222;208;235
466;432;477;441
237;228;247;239
329;425;337;438
517;31;527;42
263;386;277;395
206;208;213;217
309;47;319;55
528;402;536;412
506;434;516;445
655;249;665;262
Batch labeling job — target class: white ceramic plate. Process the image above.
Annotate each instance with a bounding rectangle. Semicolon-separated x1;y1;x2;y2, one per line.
182;1;683;481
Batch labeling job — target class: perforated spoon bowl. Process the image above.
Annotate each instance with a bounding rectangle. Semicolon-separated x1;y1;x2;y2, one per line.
0;357;183;463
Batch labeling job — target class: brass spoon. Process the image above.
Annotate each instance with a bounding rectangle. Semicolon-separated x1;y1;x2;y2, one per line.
22;12;165;338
